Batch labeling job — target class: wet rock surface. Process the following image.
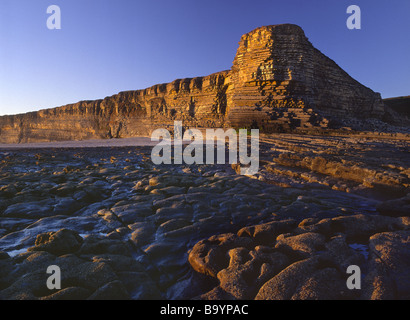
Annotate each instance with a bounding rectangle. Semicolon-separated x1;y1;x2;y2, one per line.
0;133;409;300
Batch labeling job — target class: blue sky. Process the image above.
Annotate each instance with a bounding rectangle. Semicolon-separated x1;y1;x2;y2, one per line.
0;0;409;116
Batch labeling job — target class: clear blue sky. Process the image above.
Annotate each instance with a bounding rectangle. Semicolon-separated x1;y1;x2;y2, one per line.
1;0;409;116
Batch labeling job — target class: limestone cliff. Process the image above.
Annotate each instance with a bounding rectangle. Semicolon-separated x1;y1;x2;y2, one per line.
0;24;389;144
382;96;410;126
226;24;385;130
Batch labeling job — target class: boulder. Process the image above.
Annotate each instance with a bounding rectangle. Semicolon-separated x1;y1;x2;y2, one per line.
376;195;410;217
274;232;326;259
255;256;349;300
188;233;254;278
363;231;410;300
28;229;83;256
237;219;297;245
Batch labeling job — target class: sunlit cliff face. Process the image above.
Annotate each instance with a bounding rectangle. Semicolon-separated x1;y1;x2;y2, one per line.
0;24;387;144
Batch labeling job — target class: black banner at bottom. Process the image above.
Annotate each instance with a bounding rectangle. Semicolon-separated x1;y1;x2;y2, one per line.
2;299;401;318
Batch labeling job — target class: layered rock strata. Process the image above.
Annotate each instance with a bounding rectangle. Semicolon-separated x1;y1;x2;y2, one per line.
0;24;387;143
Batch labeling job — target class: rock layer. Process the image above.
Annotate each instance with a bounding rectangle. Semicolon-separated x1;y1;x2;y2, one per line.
0;24;389;143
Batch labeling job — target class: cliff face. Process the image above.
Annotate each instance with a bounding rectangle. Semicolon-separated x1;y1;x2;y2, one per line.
0;24;387;144
0;72;229;143
226;24;385;130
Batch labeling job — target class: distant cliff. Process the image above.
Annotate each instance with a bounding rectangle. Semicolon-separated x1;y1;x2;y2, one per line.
0;24;390;144
383;96;410;122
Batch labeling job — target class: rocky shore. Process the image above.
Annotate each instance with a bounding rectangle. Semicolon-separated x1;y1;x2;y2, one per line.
0;133;409;300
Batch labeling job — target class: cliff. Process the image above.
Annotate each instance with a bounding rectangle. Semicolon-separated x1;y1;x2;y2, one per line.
383;96;410;116
0;24;390;144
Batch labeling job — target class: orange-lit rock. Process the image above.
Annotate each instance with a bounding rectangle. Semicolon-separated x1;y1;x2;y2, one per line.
0;24;395;144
